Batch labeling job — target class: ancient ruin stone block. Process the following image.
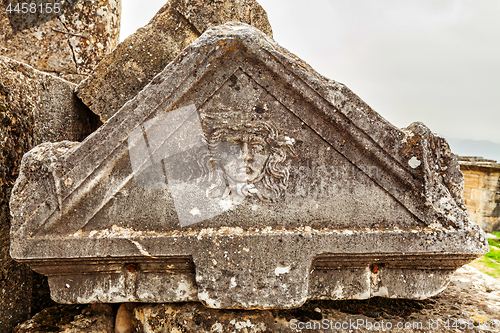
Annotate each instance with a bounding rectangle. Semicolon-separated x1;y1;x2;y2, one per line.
10;23;487;309
1;55;96;330
75;0;272;122
0;0;121;83
459;157;500;232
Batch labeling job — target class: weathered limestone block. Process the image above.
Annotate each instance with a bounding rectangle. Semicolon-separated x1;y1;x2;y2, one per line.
459;157;500;232
13;304;115;333
10;23;487;309
75;0;272;122
0;0;121;83
1;55;96;331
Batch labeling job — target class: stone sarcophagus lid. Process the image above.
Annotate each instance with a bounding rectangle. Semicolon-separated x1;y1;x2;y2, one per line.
10;22;487;309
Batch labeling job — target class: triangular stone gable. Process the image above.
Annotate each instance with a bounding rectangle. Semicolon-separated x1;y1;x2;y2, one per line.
10;22;486;309
14;23;463;238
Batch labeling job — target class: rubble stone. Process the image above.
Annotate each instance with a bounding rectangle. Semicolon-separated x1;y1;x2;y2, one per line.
133;303;276;332
10;23;487;309
13;304;115;333
1;55;97;331
0;0;121;83
75;0;272;121
115;303;136;333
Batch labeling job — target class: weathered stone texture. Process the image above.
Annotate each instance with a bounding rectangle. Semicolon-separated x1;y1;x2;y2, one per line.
0;0;121;83
12;265;500;332
10;23;487;310
129;266;498;332
76;0;272;121
13;304;115;333
459;157;500;232
1;56;97;331
115;303;136;333
0;210;34;332
133;303;277;332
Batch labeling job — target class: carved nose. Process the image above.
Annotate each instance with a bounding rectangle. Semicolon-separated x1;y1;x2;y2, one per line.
240;143;252;162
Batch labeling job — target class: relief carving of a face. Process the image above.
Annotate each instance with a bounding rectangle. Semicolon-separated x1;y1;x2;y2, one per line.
198;121;296;202
219;135;268;183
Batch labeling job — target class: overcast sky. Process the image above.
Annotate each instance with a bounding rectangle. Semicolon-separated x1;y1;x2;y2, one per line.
121;0;500;161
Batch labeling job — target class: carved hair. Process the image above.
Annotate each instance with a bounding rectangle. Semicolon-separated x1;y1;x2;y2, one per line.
196;121;296;202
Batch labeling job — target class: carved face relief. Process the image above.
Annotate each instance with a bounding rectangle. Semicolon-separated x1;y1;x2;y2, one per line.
218;135;269;183
200;121;296;202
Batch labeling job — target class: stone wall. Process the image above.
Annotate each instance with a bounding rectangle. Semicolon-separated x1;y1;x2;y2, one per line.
459;157;500;232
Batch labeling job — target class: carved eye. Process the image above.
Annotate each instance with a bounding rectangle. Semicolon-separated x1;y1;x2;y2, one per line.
227;144;241;155
252;144;265;154
219;142;240;157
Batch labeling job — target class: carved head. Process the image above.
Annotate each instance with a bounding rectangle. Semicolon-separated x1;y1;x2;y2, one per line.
197;121;296;202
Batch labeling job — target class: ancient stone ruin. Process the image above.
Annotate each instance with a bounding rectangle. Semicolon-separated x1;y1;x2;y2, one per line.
1;0;494;331
0;55;98;330
10;22;487;311
1;1;120;329
76;0;273;122
459;157;500;232
0;0;272;330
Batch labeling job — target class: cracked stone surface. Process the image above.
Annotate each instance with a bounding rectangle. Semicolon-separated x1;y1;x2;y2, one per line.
75;0;272;121
10;23;487;309
0;55;98;332
0;0;121;83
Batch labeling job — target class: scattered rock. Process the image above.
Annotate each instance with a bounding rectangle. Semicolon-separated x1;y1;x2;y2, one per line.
487;233;500;241
0;0;121;83
115;303;136;333
75;0;272;121
13;304;115;333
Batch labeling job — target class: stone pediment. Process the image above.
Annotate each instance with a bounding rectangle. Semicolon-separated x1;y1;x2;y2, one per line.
10;22;487;309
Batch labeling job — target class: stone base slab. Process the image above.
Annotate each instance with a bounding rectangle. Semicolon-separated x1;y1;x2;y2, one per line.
16;229;482;309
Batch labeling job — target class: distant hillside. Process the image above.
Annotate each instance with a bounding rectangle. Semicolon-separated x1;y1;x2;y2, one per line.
446;138;500;162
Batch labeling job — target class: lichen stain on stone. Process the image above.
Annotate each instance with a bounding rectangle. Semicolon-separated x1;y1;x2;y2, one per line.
173;278;198;301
